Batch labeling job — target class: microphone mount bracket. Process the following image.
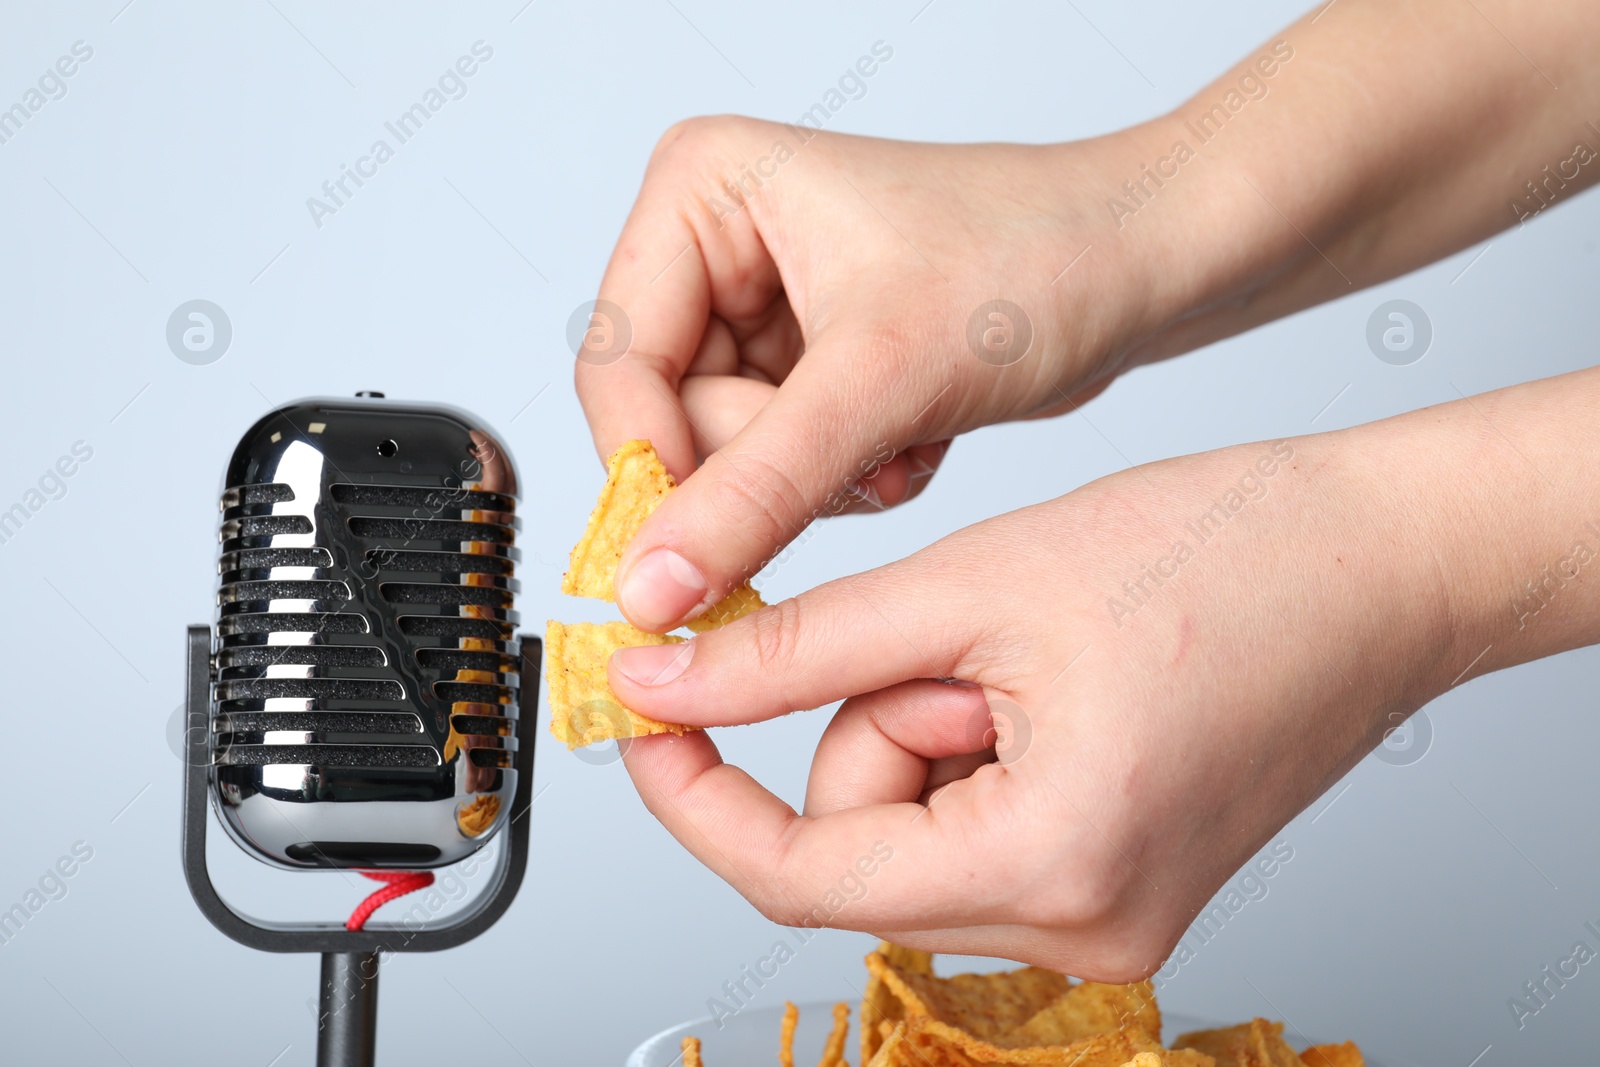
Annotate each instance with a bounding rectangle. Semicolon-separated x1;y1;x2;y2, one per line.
180;624;540;1066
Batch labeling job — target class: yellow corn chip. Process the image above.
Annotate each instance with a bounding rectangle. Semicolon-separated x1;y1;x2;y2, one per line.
1299;1044;1364;1067
561;439;764;630
1175;1019;1300;1067
902;1020;1197;1067
818;1002;850;1067
544;620;695;750
862;943;934;1066
687;581;766;633
681;1035;703;1067
864;952;1072;1042
995;981;1160;1049
864;1022;906;1067
780;1001;799;1067
1118;1055;1166;1067
563;440;673;601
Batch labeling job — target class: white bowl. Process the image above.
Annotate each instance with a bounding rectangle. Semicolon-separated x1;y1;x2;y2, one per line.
627;1000;1420;1067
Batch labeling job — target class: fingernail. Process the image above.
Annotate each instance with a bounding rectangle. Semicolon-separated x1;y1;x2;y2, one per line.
620;549;709;630
613;640;695;686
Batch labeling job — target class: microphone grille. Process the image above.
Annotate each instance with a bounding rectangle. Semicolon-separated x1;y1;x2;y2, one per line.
211;399;521;869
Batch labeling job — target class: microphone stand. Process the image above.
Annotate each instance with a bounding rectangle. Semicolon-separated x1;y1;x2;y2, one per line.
180;626;539;1067
320;952;380;1066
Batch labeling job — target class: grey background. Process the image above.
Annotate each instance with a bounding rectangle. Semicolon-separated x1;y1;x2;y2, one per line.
1;1;1596;1063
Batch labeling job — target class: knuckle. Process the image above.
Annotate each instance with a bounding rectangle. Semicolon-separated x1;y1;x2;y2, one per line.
1016;834;1139;933
650;115;721;160
747;595;806;678
705;452;807;558
650;114;766;167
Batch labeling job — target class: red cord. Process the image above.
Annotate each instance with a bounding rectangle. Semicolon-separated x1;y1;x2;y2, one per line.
345;870;436;931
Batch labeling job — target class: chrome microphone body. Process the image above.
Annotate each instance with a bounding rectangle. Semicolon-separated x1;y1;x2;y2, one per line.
211;395;521;869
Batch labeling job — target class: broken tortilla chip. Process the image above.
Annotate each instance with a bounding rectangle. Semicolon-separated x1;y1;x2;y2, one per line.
545;620;695;749
862;943;935;1065
996;982;1160;1050
681;1035;703;1067
865;952;1072;1042
687;580;766;632
563;440;673;601
1298;1044;1364;1067
561;439;764;629
1175;1019;1300;1067
818;1002;850;1067
1118;1055;1167;1067
901;1020;1202;1067
864;1022;906;1067
780;1002;799;1067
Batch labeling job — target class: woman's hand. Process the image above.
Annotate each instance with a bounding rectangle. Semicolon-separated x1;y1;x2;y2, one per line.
575;118;1164;631
601;367;1600;977
576;0;1600;637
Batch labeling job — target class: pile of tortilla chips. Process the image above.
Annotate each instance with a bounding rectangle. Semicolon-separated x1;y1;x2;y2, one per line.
685;943;1366;1067
548;440;765;750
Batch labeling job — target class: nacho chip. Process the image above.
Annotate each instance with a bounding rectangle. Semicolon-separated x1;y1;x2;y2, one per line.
1299;1044;1363;1067
780;1001;799;1067
864;1022;906;1067
681;1036;703;1067
818;1002;850;1067
563;440;673;601
862;943;934;1065
1118;1055;1166;1067
902;1019;1205;1067
1175;1020;1300;1067
687;580;766;633
864;952;1072;1041
545;620;695;749
996;982;1160;1049
561;439;764;629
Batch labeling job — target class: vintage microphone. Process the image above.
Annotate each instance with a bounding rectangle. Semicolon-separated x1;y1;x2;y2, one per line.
181;393;537;1067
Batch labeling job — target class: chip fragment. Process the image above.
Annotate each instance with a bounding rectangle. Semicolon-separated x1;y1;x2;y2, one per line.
780;1001;799;1067
997;982;1160;1049
681;1035;703;1067
687;580;766;632
1174;1019;1302;1067
864;1022;908;1067
862;943;934;1065
545;620;694;749
818;1002;851;1067
864;952;1072;1041
563;440;674;601
561;438;764;627
1298;1044;1364;1067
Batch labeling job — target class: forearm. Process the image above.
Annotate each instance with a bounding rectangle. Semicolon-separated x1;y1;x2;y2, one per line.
1100;0;1600;366
1313;364;1600;702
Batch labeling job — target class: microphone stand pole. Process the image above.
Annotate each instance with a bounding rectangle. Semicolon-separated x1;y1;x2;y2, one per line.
319;951;380;1067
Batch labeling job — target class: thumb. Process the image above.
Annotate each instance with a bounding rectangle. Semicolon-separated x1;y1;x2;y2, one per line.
608;553;965;728
615;340;917;631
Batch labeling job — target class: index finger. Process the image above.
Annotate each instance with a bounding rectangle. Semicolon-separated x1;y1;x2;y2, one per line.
574;122;783;480
622;729;1019;932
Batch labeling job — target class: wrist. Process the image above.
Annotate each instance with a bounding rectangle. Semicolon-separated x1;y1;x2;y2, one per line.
1305;368;1600;703
1046;114;1302;378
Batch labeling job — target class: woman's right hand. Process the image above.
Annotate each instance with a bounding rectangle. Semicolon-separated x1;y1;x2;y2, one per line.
575;115;1172;632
